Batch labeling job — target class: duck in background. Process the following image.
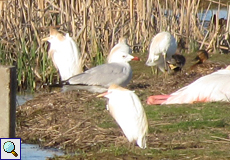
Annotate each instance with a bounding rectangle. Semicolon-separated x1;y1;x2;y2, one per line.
190;49;209;71
167;54;186;73
194;50;209;64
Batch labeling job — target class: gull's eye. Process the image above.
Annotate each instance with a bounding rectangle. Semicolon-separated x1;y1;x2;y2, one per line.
122;55;126;58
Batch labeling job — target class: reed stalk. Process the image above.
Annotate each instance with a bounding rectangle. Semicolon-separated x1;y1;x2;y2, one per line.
0;0;228;91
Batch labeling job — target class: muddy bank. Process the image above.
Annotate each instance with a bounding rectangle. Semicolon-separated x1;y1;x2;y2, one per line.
16;60;227;158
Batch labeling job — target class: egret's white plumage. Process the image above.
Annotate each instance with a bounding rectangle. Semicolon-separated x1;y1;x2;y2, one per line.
97;84;148;149
64;38;139;93
147;66;230;104
42;28;82;81
146;31;177;73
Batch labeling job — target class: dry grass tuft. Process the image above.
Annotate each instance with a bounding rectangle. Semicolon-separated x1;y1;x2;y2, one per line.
16;91;123;152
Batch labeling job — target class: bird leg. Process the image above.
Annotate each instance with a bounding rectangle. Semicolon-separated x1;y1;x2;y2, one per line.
156;67;160;76
164;53;168;72
163;53;171;80
164;71;168;81
151;66;154;75
151;66;159;79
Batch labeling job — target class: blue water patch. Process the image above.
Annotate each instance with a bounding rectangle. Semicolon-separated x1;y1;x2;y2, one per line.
16;94;34;106
21;144;64;160
198;8;228;21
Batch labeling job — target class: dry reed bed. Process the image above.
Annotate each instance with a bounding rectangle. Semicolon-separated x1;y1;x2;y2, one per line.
0;0;229;90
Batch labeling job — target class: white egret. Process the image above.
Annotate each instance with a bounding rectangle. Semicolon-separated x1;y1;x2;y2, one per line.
146;31;177;74
42;27;82;81
97;84;148;149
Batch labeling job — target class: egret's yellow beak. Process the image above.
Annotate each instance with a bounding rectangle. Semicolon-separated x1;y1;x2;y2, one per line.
42;37;51;41
96;92;108;97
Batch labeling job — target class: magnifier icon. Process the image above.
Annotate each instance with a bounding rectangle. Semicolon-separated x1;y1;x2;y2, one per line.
3;141;18;157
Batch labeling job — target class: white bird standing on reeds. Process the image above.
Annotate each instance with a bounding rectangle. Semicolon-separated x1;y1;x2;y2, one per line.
97;84;148;149
147;65;230;105
64;37;139;93
146;31;177;74
42;27;82;81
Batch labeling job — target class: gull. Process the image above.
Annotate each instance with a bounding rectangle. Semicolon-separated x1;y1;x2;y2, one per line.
63;37;139;93
107;37;132;63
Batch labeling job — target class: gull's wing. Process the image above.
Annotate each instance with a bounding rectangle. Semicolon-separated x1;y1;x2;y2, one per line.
66;63;132;87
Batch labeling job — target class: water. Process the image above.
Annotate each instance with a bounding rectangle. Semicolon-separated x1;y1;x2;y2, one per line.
21;144;64;160
17;94;65;160
198;8;228;21
16;93;33;106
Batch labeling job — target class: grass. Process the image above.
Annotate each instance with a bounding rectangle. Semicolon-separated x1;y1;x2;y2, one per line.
45;99;230;160
149;103;230;159
17;44;230;160
147;103;230;132
76;54;230;159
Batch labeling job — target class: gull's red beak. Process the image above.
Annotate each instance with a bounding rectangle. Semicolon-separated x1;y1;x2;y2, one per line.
132;56;140;61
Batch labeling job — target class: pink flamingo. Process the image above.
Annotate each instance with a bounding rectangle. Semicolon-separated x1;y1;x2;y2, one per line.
147;65;230;105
